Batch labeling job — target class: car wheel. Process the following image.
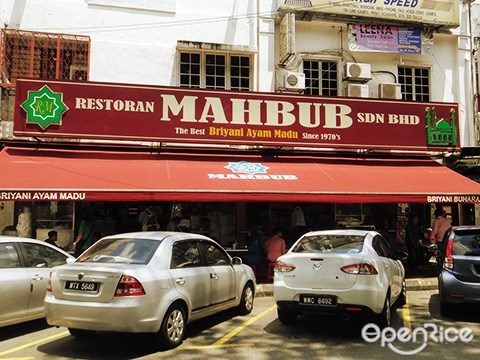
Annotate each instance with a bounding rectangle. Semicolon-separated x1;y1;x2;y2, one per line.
237;283;254;315
377;295;391;328
68;328;95;339
440;301;456;318
157;303;186;349
394;279;407;308
277;307;297;325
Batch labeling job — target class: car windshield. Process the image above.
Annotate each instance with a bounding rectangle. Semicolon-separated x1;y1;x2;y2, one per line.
292;234;365;254
453;230;480;256
77;238;160;265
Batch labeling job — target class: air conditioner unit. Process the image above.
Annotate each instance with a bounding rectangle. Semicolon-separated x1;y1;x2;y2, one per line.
277;71;306;91
379;83;402;100
345;62;371;81
347;84;369;98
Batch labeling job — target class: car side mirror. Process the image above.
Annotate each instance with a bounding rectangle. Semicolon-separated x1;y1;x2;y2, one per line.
231;256;242;265
66;257;76;264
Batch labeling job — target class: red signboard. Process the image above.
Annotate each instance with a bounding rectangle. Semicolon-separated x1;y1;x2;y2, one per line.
14;78;460;152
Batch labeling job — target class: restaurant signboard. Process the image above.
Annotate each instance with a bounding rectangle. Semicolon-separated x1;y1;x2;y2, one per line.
14;78;459;152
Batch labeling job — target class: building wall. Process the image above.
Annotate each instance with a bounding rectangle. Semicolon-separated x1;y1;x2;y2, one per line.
0;0;474;146
0;1;477;230
1;0;261;86
278;19;472;147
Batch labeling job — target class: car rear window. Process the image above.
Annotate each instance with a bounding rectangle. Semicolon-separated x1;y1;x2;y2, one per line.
292;235;365;254
77;238;160;264
453;230;480;256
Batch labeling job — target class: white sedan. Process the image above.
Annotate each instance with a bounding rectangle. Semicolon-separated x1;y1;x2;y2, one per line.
45;232;255;349
0;236;74;327
273;229;406;327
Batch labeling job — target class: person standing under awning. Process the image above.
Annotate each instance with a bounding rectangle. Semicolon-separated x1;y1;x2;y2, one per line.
429;208;451;244
291;205;307;243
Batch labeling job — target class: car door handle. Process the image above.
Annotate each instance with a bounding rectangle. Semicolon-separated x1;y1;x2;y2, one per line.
210;273;219;280
175;278;185;285
31;275;43;281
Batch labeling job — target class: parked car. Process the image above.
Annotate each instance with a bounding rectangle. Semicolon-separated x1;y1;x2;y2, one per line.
45;232;255;349
0;236;74;327
437;226;480;317
273;229;406;327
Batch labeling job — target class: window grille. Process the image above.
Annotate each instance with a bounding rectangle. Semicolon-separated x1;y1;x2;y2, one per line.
398;66;430;102
0;29;90;87
179;51;251;91
303;60;338;96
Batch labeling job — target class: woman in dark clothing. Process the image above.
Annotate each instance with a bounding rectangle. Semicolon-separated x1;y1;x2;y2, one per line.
405;213;421;270
244;228;263;269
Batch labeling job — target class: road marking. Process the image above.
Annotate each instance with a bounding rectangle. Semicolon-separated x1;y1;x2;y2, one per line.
0;331;69;357
182;304;276;350
401;295;412;330
212;304;276;346
181;343;254;350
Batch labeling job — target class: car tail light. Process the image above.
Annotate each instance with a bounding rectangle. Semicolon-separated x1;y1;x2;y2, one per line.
274;261;296;272
345;307;363;311
449;293;464;298
46;272;52;292
443;239;454;270
341;263;378;275
115;275;146;297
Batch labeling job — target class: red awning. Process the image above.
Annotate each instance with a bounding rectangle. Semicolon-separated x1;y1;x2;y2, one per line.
1;146;480;203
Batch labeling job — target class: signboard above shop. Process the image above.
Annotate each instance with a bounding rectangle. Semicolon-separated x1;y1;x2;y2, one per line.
348;24;432;54
14;78;459;152
278;0;459;28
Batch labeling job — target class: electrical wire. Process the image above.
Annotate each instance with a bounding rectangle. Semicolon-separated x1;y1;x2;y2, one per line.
27;1;354;33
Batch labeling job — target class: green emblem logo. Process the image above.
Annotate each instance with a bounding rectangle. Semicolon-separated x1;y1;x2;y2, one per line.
426;107;457;147
20;85;68;130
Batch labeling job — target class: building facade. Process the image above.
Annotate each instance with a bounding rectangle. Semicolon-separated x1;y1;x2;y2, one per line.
0;0;479;249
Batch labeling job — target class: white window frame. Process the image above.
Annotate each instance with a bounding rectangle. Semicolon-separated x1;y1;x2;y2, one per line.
302;58;339;96
398;65;431;102
178;49;253;91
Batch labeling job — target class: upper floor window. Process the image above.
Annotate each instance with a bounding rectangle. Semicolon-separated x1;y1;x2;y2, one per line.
303;60;338;96
179;51;251;91
0;29;90;86
398;66;430;102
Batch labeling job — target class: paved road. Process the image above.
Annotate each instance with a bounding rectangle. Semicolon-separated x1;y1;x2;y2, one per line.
1;290;479;359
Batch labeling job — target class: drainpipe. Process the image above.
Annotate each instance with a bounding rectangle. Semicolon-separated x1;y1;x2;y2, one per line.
467;0;479;145
463;0;479;225
256;0;260;92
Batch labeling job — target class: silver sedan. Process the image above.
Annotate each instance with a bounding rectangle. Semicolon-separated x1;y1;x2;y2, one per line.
0;236;74;327
274;229;406;327
45;232;256;349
